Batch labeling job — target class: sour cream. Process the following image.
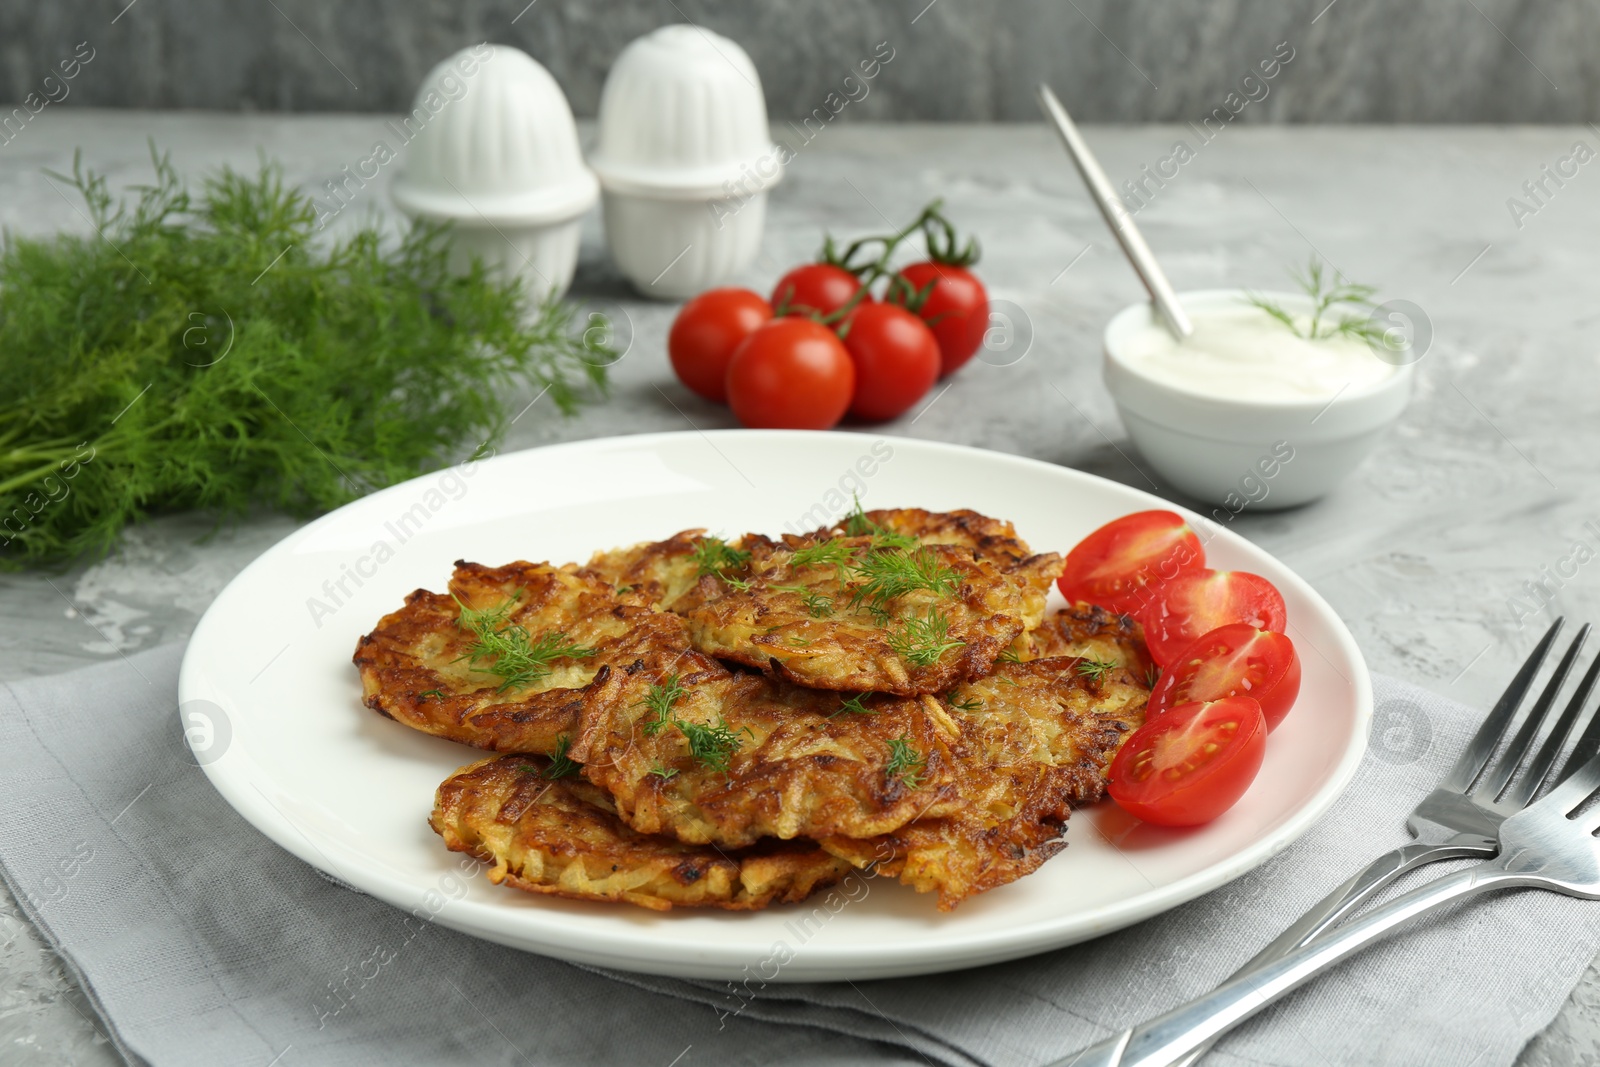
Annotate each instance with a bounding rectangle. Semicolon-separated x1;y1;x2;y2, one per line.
1117;300;1398;404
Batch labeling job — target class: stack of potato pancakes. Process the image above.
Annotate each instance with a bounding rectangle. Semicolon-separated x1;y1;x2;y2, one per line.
354;507;1152;912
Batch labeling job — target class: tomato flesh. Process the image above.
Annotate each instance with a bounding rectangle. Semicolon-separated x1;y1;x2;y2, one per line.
668;288;773;403
1108;696;1266;826
725;317;855;430
1057;510;1206;615
1148;624;1302;730
771;263;870;318
1140;569;1287;666
841;302;941;421
893;261;988;376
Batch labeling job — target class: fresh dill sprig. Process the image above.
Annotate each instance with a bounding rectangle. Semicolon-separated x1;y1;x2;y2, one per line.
828;694;877;718
649;762;679;780
790;539;855;570
885;734;926;788
0;147;614;571
1145;664;1162;689
1246;256;1385;343
543;735;579;779
723;575;753;592
418;688;446;701
454;592;595;692
638;674;687;736
843;495;875;536
771;583;835;618
871;529;921;552
678;716;750;773
998;645;1024;664
1076;658;1120;683
841;496;920;551
888;609;965;667
851;547;960;611
692;536;751;580
947;692;983;713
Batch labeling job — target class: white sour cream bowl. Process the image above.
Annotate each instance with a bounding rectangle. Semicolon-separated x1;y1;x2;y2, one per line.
1103;289;1414;509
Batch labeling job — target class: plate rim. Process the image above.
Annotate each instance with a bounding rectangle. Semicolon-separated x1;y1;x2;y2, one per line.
180;428;1372;981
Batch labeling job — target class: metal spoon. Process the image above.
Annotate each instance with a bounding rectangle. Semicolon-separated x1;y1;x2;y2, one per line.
1035;83;1192;340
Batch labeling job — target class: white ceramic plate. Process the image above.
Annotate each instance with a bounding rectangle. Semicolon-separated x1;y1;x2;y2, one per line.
181;430;1371;982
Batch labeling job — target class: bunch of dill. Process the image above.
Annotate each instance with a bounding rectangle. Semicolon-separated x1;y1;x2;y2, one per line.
0;149;613;569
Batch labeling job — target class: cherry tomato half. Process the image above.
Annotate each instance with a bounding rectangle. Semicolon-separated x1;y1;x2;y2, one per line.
841;302;941;422
1139;569;1288;667
1107;696;1267;826
668;288;774;404
1147;624;1302;730
892;261;989;376
771;263;870;318
1057;510;1206;616
725;317;855;430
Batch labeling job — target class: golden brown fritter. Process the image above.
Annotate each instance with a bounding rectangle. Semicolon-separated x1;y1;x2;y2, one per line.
431;756;852;911
583;510;1062;696
1025;602;1155;681
353;559;690;754
821;657;1149;910
808;506;1061;632
583;528;716;608
811;506;1037;564
677;535;1062;696
569;656;963;848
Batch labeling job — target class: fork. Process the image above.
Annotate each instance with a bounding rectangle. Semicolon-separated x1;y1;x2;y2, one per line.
1160;617;1600;1067
1049;620;1600;1062
1057;705;1600;1065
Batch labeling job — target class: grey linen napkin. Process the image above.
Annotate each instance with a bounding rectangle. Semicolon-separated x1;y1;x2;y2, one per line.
1;645;1594;1067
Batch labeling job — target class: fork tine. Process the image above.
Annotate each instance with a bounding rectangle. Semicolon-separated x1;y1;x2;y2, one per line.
1440;617;1564;794
1539;739;1600;818
1556;677;1600;790
1503;630;1600;808
1479;625;1590;801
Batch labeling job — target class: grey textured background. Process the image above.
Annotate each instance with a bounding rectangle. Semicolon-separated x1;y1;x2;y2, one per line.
2;0;1590;121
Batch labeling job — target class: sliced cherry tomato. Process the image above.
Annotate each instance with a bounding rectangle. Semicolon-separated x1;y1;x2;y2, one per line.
668;288;773;404
1147;624;1302;730
1139;569;1287;666
725;318;855;430
1107;696;1267;826
839;302;941;422
891;261;988;376
1057;510;1206;615
771;263;871;318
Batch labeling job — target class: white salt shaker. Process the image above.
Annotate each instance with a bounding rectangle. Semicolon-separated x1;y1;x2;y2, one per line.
391;45;598;302
589;26;782;300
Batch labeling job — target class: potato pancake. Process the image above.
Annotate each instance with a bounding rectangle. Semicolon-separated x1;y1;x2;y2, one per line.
569;656;963;848
587;509;1062;696
820;657;1149;910
582;528;738;608
1025;602;1154;680
431;756;851;911
810;506;1038;566
354;559;688;754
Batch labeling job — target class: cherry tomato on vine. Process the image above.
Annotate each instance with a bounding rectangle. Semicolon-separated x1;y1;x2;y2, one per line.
1139;570;1288;666
840;302;941;422
725;318;855;430
1057;510;1206;615
1147;624;1302;730
771;264;871;319
668;288;773;403
1107;696;1267;826
892;261;989;376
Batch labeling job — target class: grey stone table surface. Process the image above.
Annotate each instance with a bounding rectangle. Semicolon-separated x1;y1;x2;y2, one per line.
3;111;1599;1065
